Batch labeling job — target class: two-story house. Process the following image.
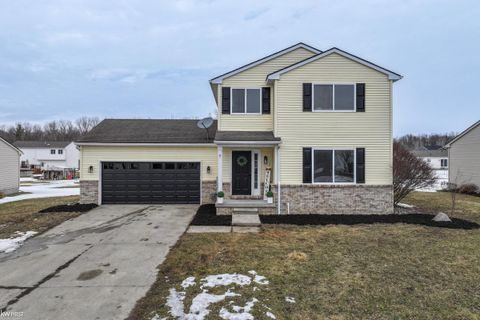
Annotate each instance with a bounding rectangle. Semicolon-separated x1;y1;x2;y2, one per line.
76;43;401;214
14;140;80;179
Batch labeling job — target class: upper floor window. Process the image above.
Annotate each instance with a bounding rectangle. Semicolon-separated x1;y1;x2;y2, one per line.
231;88;261;114
441;159;448;167
50;149;56;155
313;84;355;111
58;149;63;155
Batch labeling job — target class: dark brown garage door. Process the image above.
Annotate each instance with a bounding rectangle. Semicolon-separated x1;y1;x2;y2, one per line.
101;162;200;204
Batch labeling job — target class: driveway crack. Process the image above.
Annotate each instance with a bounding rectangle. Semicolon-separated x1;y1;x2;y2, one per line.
1;245;93;311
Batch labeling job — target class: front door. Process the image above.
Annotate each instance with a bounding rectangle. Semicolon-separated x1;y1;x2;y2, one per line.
232;151;252;195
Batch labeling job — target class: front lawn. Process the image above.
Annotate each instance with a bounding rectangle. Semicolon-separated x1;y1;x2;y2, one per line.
0;196;81;238
129;191;480;319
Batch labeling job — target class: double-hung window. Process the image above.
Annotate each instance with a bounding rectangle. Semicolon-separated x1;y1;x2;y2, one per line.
313;149;355;183
313;84;355;111
58;149;63;155
50;149;56;155
441;159;448;167
231;88;261;114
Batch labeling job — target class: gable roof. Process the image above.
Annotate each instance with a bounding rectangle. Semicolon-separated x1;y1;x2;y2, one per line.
13;140;71;149
267;47;402;81
209;42;321;84
76;119;218;144
445;120;480;148
0;136;22;154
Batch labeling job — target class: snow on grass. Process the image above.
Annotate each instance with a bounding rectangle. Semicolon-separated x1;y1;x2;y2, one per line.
160;272;274;320
397;203;415;209
0;180;79;204
0;231;37;253
266;311;276;319
285;296;296;303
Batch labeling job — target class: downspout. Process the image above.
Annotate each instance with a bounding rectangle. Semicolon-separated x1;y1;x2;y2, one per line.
276;145;281;215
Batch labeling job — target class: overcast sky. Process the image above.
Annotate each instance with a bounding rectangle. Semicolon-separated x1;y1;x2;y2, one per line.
0;0;478;136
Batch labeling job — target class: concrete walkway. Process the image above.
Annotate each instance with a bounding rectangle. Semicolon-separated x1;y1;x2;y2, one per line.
0;204;196;320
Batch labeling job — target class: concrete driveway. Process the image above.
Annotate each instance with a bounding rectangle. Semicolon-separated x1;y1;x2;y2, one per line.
0;204;196;319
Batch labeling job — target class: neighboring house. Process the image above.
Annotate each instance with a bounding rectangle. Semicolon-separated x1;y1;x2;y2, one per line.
445;120;480;187
0;137;22;195
412;147;448;170
13;141;80;179
76;42;402;214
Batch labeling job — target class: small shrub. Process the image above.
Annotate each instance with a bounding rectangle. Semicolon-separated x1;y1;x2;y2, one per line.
0;192;4;199
216;191;224;198
457;183;479;195
266;191;274;197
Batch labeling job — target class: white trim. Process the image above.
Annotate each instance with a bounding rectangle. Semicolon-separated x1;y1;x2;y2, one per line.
267;48;402;81
230;88;262;115
210;43;321;84
252;149;261;196
311;83;356;112
75;142;215;147
214;141;281;146
444;120;480;148
217;146;223;192
311;148;356;184
275;145;281;215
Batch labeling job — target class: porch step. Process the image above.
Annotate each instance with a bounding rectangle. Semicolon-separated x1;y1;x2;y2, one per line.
232;213;261;227
233;207;258;213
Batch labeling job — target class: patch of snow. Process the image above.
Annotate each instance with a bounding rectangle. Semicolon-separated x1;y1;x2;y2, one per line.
0;180;79;204
181;276;196;289
266;311;276;319
416;169;448;192
0;231;37;253
201;273;252;289
397;203;415;209
164;273;271;320
219;298;258;320
253;275;269;285
285;296;296;303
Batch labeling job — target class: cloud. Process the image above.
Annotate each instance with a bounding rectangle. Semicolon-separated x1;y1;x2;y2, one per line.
44;31;91;46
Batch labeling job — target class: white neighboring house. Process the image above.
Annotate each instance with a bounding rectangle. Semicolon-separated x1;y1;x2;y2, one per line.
13;141;80;179
411;147;449;170
445;120;480;187
0;137;22;195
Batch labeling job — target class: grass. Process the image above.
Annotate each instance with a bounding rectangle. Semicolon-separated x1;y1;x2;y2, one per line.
0;196;81;238
129;191;480;319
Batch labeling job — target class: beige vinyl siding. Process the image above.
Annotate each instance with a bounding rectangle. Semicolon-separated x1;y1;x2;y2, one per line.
80;146;217;181
275;53;393;185
449;124;480;186
218;48;316;131
0;140;20;194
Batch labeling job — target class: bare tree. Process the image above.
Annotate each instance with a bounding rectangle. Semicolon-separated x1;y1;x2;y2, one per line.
393;142;436;205
75;117;100;135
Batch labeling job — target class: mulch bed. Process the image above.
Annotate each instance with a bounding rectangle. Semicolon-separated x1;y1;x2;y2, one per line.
39;203;98;213
260;214;480;230
190;204;231;226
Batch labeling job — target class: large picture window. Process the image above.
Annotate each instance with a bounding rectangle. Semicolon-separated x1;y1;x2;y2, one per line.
313;84;355;111
231;88;261;114
313;149;355;183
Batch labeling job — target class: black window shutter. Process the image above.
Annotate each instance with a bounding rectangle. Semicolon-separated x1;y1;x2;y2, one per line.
303;83;312;112
356;83;365;112
356;148;365;183
303;147;312;183
262;87;271;114
221;87;230;114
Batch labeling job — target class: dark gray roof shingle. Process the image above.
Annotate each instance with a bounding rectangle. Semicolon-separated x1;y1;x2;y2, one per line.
13;141;71;148
215;131;280;142
76;119;217;144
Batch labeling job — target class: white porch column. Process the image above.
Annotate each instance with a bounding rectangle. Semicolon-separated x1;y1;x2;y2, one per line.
275;145;281;215
217;145;223;192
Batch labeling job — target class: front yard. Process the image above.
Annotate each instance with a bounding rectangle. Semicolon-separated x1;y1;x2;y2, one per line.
129;192;480;319
0;196;81;239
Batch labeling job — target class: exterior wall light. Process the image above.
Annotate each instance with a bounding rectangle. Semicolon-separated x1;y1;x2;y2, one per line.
88;165;94;173
207;166;211;174
264;156;268;165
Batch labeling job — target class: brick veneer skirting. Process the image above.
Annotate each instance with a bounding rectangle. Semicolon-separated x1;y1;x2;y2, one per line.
273;184;393;215
80;180;99;204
